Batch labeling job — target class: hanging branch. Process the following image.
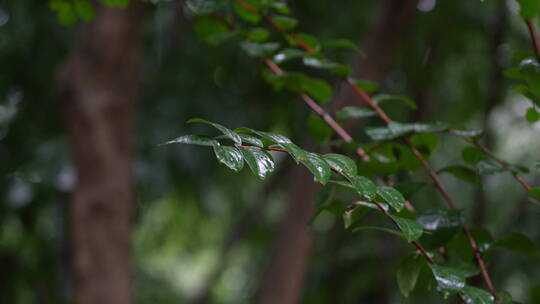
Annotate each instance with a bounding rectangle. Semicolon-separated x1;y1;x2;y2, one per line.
229;0;497;295
525;19;540;62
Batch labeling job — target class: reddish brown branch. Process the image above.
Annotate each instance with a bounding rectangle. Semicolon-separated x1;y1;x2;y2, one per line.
451;131;534;192
526;19;540;61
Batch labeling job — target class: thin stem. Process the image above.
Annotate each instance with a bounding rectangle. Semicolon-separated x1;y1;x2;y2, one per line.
525;19;540;62
451;130;534;192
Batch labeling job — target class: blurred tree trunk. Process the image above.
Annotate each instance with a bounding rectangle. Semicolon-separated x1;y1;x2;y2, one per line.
256;161;319;304
56;2;142;304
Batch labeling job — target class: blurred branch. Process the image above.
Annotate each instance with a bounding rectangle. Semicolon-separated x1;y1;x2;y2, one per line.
525;19;540;61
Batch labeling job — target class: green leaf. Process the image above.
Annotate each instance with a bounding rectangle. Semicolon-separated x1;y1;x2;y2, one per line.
461;286;495;304
462;146;486;164
348;78;379;92
350;176;377;201
452;129;485;139
322;39;363;54
410;132;438;153
273;48;306;64
213;144;244;172
271;15;297;30
302;56;352;76
241;147;274;180
240;41;281;57
323;153;357;179
352;225;405;240
428;264;466;296
366;122;447;141
272;1;290;15
492;232;540;257
160;134;217;147
193;16;235;46
477;161;506;175
397;253;425;297
187;118;242;146
446;228;493;261
394;181;426;200
438;165;481;185
336;106;377;120
516;0;540;19
441;258;480;278
300;152;331;184
233;0;261;23
307;115;333;141
246;27;269;42
519;58;540;98
526;107;540;123
376;186;405;212
237;133;263;147
302;77;333;103
388;214;424;242
99;0;129;7
530;188;540;199
373;93;418;109
74;0;94;21
49;0;77;25
417;209;464;250
286;33;320;52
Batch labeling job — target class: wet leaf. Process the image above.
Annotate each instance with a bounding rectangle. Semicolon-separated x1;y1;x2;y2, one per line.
397;253;425;297
460;286;495;304
350;176;377;201
187;118;242;146
273;48;306;64
323;153;357;179
271;15;297;29
477;161;506;175
213;144;244;172
373;93;418;109
336;106;377;119
240;41;281;57
160;134;216;147
417;209;464;250
301;152;332;185
428;264;466;295
376;186;405;212
241;147;274;180
389;214;424;242
302;56;352;76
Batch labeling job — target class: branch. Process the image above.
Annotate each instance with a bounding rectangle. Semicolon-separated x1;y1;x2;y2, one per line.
525;19;540;62
450;130;534;192
233;3;497;295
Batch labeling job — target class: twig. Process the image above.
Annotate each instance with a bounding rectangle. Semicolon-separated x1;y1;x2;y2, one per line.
450;130;534;192
525;19;540;62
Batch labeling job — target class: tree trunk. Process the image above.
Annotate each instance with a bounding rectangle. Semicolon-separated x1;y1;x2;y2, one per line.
56;2;142;304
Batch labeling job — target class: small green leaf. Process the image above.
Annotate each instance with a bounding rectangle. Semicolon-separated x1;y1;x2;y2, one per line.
246;27;269;42
272;1;290;15
307;115;333;141
428;264;466;296
366;122;447;141
323;153;357;179
477;161;506;175
417;209;464;250
302;78;333;103
193;16;235;46
438;165;481;185
233;0;261;23
530;188;540;199
160;135;216;147
388;214;423;242
237;133;263;147
373;93;418;109
376;186;405;212
49;0;77;25
271;15;297;30
74;0;94;21
352;225;405;240
286;33;320;52
240;41;281;57
462;146;487;164
301;152;331;185
350;176;377;201
397;253;425;297
526;107;540;123
336;106;377;119
461;286;495;304
273;48;306;64
187;118;242;146
302;56;352;76
322;39;363;54
452;129;485;139
213;144;244;172
241;147;274;180
410;132;438;153
348;78;379;92
493;232;540;257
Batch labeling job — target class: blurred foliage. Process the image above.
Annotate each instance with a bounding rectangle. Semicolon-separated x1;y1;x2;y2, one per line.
1;0;540;303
